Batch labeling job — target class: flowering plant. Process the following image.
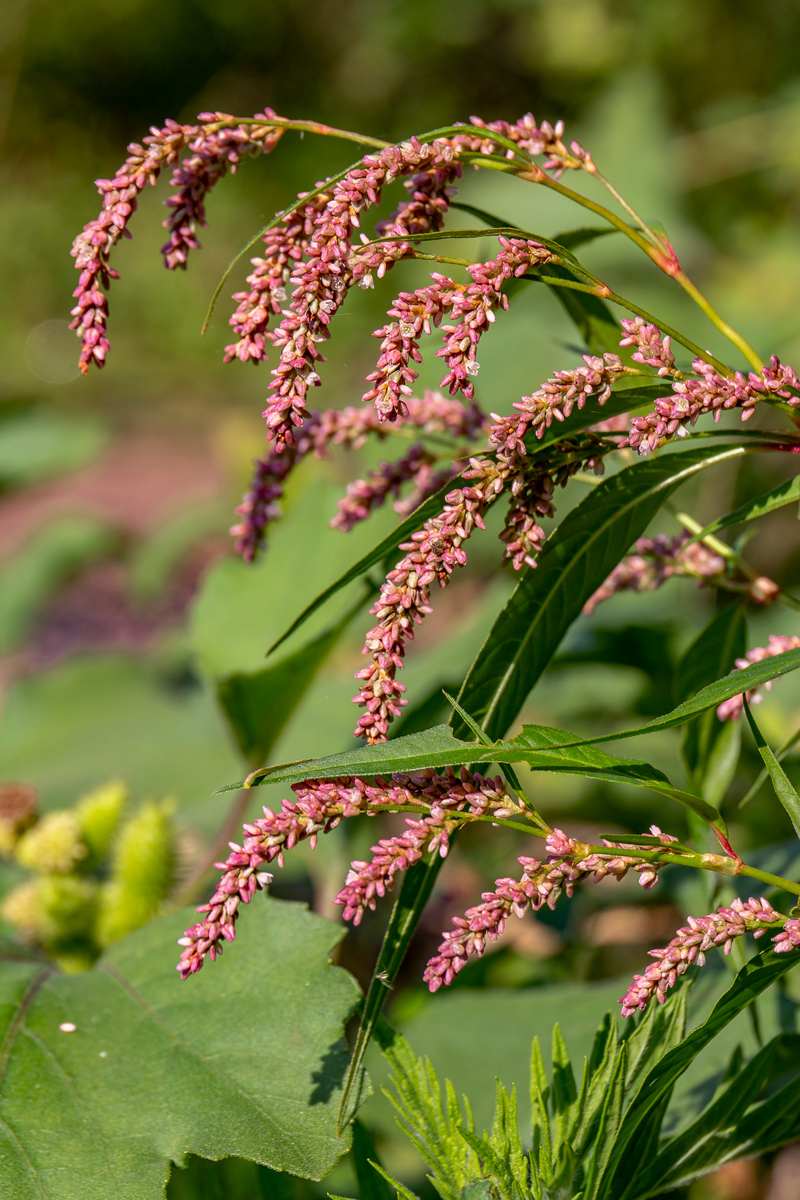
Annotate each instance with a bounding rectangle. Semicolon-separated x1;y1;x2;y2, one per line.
62;106;800;1195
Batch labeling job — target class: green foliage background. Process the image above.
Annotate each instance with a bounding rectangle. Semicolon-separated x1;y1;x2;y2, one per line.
4;3;800;1197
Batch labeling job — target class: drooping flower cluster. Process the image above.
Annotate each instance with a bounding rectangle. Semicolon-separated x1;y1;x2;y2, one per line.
262;139;466;451
423;825;680;991
583;532;780;614
176;765;526;978
619;316;677;376
363;239;556;420
716;634;800;720
224;189;332;364
490;353;628;448
619;897;790;1016
331;444;437;533
231;390;486;560
351;353;622;743
70;111;286;373
623;356;800;456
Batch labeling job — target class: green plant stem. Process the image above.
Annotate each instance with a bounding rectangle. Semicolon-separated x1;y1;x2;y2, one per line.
672;508;800;615
215;115;390;150
516;164;764;372
673;271;765;372
580;843;800;898
589;167;663;246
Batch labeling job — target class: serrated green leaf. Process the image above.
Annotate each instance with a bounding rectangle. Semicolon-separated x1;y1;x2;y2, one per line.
743;700;800;838
456;1128;512;1195
551;1025;577;1143
453;444;749;743
0;898;362;1199
582;1044;628;1200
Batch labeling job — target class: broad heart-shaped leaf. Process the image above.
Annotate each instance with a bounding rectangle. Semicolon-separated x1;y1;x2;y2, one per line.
687;471;800;543
0;898;362;1198
596;946;800;1200
453;444;749;743
266;382;665;658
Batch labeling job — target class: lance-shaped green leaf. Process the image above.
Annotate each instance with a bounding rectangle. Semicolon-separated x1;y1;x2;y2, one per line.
678;605;746;839
266;384;665;658
546;645;800;753
225;720;720;830
595;946;800;1200
743;699;800;838
685;472;800;544
0;898;362;1199
453;444;749;743
631;1033;800;1198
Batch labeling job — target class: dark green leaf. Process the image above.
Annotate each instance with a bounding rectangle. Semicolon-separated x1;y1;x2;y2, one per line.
687;473;800;544
743;700;800;837
230;722;719;827
338;851;451;1132
454;445;748;743
218;597;363;766
351;1122;395;1200
0;898;362;1198
596;946;800;1200
678;603;747;791
557;645;800;753
582;1045;627;1200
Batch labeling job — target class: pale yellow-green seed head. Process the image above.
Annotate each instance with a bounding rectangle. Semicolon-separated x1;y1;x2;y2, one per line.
110;799;175;898
15;811;87;874
96;880;158;947
1;875;99;946
0;880;43;939
75;779;127;862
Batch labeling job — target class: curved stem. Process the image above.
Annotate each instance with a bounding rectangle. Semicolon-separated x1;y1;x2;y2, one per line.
217;115;389;150
516;164;765;373
521;272;734;376
673;270;765;372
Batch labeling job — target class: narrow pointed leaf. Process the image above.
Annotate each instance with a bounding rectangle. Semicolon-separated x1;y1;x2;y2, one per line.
743;700;800;837
227;722;719;827
338;851;449;1131
582;1044;628;1200
544;645;800;753
595;946;800;1199
686;473;800;544
678;603;747;783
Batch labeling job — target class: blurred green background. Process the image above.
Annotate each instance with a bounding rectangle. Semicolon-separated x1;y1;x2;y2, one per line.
5;2;800;1196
